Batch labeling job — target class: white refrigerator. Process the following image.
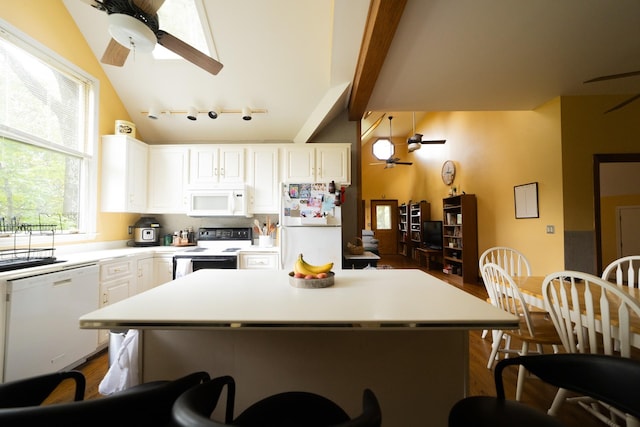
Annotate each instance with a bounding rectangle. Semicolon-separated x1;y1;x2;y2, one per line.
280;183;343;271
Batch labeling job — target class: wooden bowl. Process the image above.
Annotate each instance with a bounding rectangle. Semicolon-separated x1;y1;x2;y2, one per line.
288;271;335;288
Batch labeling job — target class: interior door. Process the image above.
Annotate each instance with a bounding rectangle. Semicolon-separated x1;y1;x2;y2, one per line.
371;200;398;255
618;206;640;257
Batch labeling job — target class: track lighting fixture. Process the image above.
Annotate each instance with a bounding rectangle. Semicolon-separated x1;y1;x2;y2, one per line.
207;106;220;119
186;106;198;121
142;107;267;120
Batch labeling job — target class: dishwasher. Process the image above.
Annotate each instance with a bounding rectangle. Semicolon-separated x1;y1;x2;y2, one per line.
4;263;99;382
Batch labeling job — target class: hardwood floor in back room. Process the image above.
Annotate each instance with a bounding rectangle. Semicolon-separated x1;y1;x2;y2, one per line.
53;254;601;426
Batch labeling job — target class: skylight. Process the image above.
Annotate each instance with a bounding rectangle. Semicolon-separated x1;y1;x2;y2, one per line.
152;0;213;60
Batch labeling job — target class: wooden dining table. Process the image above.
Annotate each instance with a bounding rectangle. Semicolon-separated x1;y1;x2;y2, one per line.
512;275;640;349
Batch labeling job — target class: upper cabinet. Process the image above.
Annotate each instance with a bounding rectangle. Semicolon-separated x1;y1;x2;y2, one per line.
247;146;280;214
101;135;148;213
281;144;350;184
189;145;245;187
147;145;189;214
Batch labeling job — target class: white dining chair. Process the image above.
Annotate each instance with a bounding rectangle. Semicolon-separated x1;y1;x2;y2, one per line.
602;255;640;288
543;270;640;427
479;247;533;364
479;247;532;277
481;263;562;401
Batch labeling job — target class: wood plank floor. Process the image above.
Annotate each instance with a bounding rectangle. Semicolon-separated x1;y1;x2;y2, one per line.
48;255;603;426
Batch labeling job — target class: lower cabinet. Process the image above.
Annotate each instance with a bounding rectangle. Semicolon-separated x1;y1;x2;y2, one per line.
154;254;174;285
238;252;280;270
137;256;154;293
98;258;134;345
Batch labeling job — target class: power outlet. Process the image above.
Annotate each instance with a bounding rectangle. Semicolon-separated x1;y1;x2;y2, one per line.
546;225;555;234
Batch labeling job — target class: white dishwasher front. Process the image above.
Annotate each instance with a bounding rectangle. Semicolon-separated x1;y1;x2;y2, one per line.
4;264;99;382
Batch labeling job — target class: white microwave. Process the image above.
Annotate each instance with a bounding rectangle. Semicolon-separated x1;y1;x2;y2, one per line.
187;187;249;217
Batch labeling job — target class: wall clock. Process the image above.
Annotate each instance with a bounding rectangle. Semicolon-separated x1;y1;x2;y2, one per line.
441;160;456;185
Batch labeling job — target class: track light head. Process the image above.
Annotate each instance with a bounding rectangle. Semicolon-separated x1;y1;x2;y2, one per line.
187;106;198;121
242;107;252;121
147;106;159;120
207;106;220;119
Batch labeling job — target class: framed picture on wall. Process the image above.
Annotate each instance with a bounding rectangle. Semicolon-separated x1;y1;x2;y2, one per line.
514;182;539;219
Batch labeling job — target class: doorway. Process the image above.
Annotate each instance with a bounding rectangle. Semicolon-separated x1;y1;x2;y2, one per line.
371;200;398;255
593;153;640;273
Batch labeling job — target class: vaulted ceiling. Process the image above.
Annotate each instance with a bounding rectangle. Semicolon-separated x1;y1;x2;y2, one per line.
63;0;640;145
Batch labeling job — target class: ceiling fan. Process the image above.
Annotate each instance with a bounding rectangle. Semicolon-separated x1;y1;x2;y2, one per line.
584;70;640;113
81;0;223;75
407;112;446;152
372;157;413;169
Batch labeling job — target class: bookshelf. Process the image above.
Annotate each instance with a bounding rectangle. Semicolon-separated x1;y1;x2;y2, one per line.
442;194;478;284
398;203;409;256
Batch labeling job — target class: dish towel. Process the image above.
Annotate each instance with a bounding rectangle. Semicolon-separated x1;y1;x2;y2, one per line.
98;329;140;395
174;258;193;278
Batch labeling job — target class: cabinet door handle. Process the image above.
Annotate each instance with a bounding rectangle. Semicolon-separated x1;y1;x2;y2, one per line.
53;278;72;287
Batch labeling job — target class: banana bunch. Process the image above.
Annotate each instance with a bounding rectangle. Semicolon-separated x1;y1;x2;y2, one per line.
293;253;333;278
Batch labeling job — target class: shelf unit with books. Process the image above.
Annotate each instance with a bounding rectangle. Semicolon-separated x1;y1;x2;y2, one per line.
442;194;478;284
398;203;409;256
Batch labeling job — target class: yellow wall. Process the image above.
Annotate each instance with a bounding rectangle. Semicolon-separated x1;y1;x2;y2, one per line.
2;1;140;243
363;99;565;276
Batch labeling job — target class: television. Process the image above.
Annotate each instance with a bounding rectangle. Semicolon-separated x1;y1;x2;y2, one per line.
422;220;443;250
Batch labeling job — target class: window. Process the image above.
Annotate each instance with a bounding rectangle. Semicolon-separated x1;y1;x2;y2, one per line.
152;0;214;60
0;21;97;239
372;137;394;160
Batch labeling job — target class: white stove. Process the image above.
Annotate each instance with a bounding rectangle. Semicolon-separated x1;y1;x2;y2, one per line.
173;227;253;277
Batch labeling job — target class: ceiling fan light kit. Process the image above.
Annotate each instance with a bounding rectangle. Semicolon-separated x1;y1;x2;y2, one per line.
107;13;157;53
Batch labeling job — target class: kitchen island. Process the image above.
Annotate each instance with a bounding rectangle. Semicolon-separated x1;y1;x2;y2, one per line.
80;269;517;426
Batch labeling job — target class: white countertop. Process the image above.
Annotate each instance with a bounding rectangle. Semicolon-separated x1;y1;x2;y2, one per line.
79;269;518;330
0;244;280;281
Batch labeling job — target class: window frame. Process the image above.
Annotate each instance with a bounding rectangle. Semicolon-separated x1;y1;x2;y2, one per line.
0;19;99;246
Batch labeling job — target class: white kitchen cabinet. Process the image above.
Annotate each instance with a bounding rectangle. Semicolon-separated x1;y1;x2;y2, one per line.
281;143;350;184
189;145;245;187
136;256;154;293
154;254;174;286
98;257;134;344
238;251;280;270
101;135;148;213
147;145;189;213
247;146;280;213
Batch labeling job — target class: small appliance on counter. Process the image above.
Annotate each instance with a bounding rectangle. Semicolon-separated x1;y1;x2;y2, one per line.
129;217;161;247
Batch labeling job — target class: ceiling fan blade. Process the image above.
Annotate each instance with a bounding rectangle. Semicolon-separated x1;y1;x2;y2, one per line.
156;30;223;75
421;140;446;145
132;0;165;15
604;93;640;114
585;70;640;84
395;162;413;165
101;38;130;66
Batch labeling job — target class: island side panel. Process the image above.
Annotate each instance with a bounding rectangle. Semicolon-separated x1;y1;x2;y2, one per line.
141;328;468;427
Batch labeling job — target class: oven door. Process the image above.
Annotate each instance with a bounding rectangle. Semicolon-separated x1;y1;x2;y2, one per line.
173;255;237;279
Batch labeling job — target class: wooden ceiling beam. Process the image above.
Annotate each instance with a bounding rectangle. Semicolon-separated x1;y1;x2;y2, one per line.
348;0;407;122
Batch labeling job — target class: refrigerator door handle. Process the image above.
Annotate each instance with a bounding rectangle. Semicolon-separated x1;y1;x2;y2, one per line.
280;226;287;270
